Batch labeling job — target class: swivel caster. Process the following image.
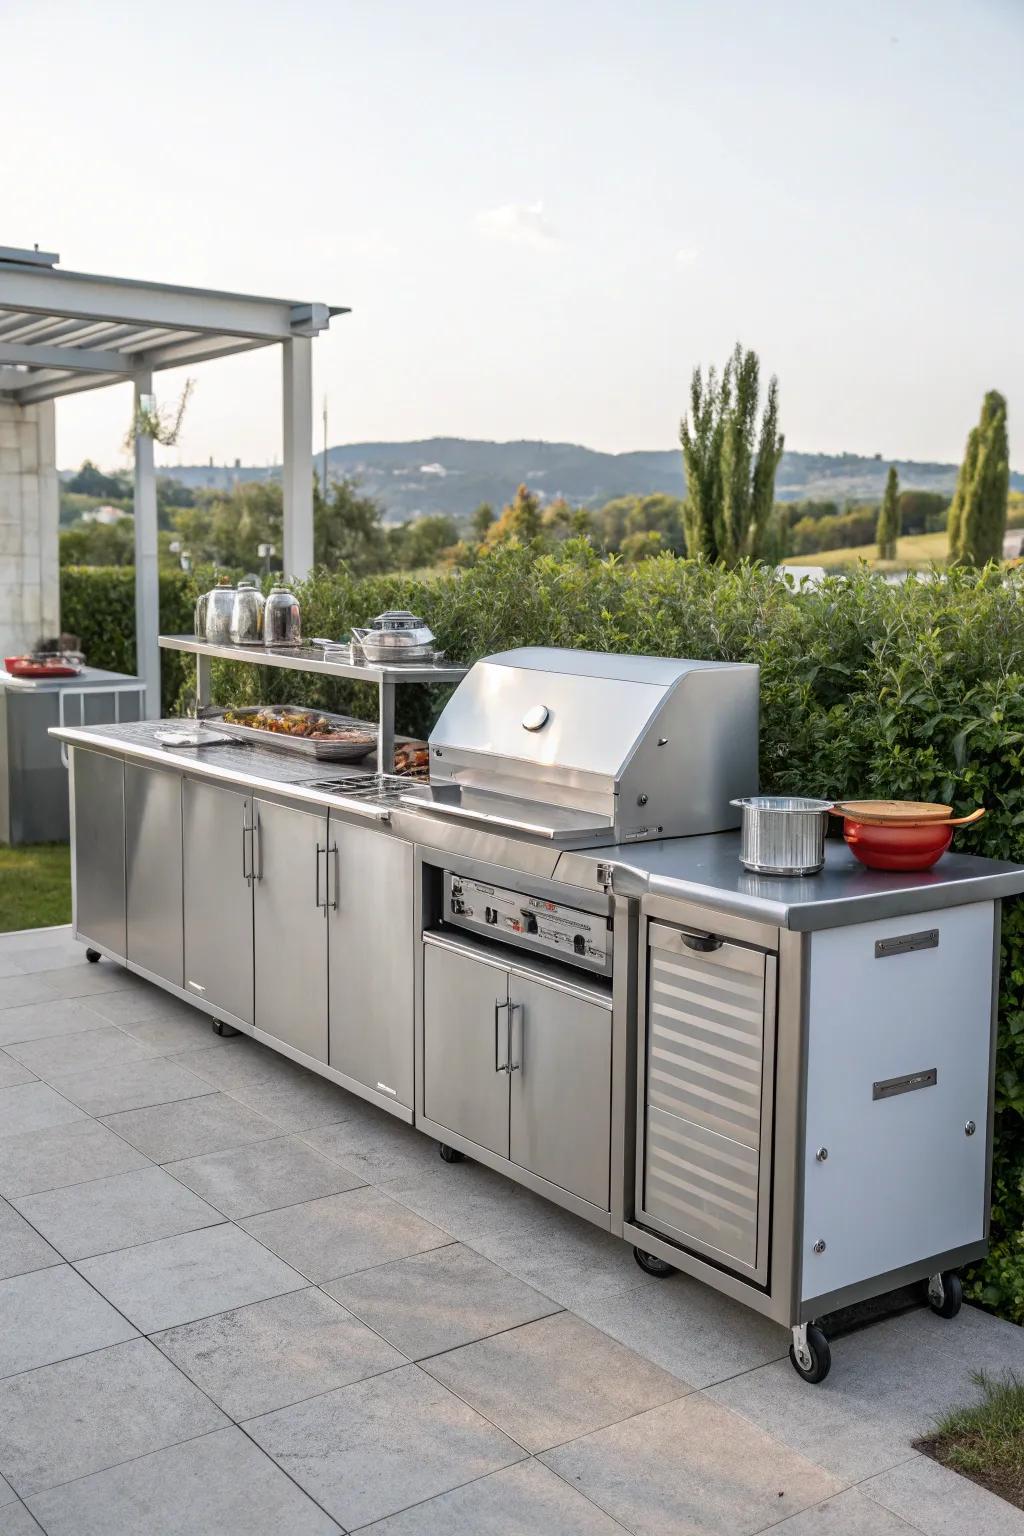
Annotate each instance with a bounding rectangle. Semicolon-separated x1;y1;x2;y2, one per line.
85;948;101;964
633;1246;676;1279
789;1322;831;1384
211;1019;240;1038
927;1270;963;1319
438;1143;464;1164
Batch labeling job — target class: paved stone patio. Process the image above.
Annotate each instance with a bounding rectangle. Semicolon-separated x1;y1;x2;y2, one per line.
0;924;1022;1534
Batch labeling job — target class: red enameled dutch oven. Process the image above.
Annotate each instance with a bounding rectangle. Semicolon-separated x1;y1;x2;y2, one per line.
832;801;986;871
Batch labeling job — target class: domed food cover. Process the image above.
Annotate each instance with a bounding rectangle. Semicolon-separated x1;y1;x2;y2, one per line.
352;610;436;660
399;646;759;846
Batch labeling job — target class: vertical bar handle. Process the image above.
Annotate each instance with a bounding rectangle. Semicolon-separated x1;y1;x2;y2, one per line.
508;1001;522;1073
241;802;252;883
315;843;323;909
494;999;509;1073
326;841;338;911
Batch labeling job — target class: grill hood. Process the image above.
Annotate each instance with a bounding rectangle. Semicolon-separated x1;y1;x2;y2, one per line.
402;647;758;846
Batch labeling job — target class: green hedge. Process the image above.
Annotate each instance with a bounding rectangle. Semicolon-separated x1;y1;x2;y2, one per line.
59;545;1024;1319
60;566;195;716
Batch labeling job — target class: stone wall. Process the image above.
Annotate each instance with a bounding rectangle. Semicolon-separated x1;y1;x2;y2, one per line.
0;398;59;657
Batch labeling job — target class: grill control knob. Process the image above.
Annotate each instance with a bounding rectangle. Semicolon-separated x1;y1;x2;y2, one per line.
522;705;550;732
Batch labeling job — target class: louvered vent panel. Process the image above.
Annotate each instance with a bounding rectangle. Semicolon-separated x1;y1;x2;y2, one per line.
645;1106;759;1267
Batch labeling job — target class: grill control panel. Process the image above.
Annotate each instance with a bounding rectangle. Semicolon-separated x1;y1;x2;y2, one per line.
444;872;611;976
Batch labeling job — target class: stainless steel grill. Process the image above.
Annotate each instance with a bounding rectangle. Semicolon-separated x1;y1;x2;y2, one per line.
402;647;760;846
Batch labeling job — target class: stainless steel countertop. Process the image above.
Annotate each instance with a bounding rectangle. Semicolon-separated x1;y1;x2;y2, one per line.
557;833;1024;930
52;720;1024;929
1;665;141;692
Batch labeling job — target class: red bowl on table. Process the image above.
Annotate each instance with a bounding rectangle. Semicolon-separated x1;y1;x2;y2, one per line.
834;801;986;872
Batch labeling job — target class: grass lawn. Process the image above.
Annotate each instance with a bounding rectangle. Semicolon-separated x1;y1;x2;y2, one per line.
917;1370;1024;1511
0;843;71;932
787;530;951;572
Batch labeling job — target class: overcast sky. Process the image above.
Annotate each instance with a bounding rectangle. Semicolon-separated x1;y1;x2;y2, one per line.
4;0;1021;471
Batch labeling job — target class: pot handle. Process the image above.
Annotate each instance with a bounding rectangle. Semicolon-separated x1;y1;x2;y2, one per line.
947;807;986;827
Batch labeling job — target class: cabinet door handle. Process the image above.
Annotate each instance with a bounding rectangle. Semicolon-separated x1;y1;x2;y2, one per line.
508;1001;522;1073
253;811;262;881
494;999;510;1073
327;841;338;911
241;804;252;884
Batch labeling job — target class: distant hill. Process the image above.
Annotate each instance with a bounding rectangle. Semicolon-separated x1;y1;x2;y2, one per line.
119;438;1024;523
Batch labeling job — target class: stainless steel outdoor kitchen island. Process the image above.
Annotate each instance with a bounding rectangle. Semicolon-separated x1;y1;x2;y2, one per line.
53;646;1024;1384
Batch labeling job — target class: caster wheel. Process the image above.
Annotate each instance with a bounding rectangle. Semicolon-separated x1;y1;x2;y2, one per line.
789;1323;831;1384
927;1271;963;1319
438;1143;464;1164
85;948;101;964
211;1019;240;1038
633;1246;676;1279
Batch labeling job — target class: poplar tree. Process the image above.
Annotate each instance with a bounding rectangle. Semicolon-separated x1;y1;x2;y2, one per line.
876;466;900;560
679;344;783;565
947;391;1010;566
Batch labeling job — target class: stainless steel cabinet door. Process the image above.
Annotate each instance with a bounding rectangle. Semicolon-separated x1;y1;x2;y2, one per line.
125;763;183;987
422;939;510;1156
328;819;414;1105
509;973;612;1210
254;799;328;1063
182;778;253;1025
71;748;126;958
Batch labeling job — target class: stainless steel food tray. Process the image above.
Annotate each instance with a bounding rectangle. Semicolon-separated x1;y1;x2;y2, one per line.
198;705;377;762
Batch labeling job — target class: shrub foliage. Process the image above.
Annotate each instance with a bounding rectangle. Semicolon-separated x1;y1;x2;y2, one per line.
61;546;1024;1318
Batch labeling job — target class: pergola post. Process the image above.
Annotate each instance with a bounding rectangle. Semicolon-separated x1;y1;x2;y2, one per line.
281;336;314;578
133;368;161;718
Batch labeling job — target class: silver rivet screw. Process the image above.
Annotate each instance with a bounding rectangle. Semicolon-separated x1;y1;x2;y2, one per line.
815;1147;829;1162
965;1120;976;1137
813;1239;827;1254
637;793;648;806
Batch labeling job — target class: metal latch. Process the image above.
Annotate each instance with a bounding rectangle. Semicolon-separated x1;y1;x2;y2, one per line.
875;929;939;959
873;1067;938;1100
595;862;615;893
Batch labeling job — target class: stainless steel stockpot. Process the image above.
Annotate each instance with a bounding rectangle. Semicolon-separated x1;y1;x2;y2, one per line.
730;795;834;876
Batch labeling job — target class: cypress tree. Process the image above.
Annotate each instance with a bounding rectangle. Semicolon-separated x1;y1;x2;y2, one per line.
876;466;900;560
679;343;783;565
948;391;1010;566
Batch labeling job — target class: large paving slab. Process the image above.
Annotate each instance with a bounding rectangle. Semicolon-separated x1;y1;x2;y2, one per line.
766;1486;921;1532
570;1271;789;1387
112;1007;238;1055
100;1091;280;1162
245;1364;525;1531
327;1242;561;1360
0;1082;87;1138
861;1451;1024;1535
25;1426;341;1536
165;1133;365;1218
0;976;60;1011
1;940;97;974
708;1303;1024;1482
152;1286;405;1418
38;1055;215;1117
0;1056;34;1091
3;1025;155;1082
75;1221;307;1332
79;986;208;1029
22;963;135;1001
380;1158;557;1242
177;1041;358;1132
240;1186;451;1282
0;999;112;1049
421;1311;689;1453
466;1203;652;1309
14;1165;224;1260
0;1200;59;1281
541;1392;841;1535
0;1336;227;1497
356;1456;629;1534
0;1120;151;1199
303;1110;451;1184
0;1502;43;1534
0;1265;136;1378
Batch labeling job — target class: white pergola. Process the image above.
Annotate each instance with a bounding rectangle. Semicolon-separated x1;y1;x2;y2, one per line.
0;245;346;715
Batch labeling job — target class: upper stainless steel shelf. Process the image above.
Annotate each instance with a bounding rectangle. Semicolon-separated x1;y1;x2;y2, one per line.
158;636;467;685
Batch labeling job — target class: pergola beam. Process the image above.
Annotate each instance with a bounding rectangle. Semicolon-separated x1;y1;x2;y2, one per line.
0;341;132;375
13;369;129;405
0;267;335;343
